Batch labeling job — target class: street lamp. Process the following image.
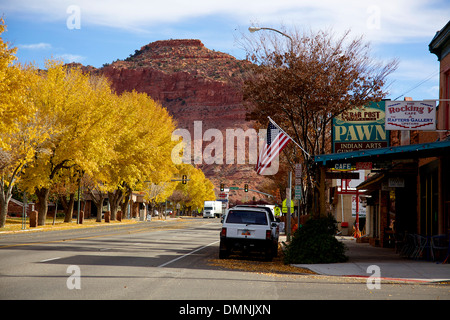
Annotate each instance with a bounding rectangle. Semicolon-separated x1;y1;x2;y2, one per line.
248;26;293;52
249;26;294;241
248;26;261;33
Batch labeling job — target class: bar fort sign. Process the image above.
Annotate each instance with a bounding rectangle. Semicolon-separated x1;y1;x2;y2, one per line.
333;101;388;153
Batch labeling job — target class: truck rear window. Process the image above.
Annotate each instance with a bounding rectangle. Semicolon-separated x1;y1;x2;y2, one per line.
225;210;268;225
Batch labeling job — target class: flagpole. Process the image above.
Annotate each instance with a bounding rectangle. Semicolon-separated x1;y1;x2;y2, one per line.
268;117;310;158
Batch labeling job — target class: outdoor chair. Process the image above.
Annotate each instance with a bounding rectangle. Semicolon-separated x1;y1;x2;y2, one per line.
400;233;417;258
394;232;406;254
431;234;450;263
414;234;433;260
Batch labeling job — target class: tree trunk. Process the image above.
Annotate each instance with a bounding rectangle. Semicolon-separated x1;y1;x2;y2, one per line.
59;193;75;223
95;196;105;222
108;189;124;221
317;165;327;218
88;189;105;222
0;197;8;229
120;191;131;219
35;187;50;226
0;176;15;228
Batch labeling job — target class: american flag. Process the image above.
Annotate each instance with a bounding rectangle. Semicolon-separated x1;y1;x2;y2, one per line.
256;120;291;175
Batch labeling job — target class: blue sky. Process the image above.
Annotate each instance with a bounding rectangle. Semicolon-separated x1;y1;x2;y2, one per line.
1;0;449;101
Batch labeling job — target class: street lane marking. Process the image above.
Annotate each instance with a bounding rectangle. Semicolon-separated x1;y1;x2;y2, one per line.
157;240;219;268
40;257;61;263
0;223;213;249
0;227;158;249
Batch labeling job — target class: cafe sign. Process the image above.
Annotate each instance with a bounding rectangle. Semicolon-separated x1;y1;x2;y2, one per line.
385;101;436;130
333;101;389;153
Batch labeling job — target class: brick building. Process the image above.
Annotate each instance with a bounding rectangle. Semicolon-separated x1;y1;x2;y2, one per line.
7;198;35;217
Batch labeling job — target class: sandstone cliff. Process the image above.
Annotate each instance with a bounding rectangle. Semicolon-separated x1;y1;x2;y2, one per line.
72;39;271;203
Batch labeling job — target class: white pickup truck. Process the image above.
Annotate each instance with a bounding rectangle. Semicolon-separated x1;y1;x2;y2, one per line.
219;207;279;261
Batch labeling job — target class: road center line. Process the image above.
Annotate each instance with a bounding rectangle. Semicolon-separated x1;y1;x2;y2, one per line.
157;240;219;268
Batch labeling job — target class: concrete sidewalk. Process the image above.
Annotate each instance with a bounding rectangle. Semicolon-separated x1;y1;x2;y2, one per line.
290;236;450;283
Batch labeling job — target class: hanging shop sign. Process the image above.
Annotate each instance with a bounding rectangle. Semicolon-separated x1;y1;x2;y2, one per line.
334;163;353;170
385;101;436;130
333;101;389;153
388;177;405;188
356;162;372;170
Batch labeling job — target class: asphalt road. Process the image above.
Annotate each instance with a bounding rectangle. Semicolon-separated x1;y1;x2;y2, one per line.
0;218;448;304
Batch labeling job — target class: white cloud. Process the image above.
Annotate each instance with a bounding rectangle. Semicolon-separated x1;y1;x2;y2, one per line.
55;53;85;63
426;85;440;98
393;58;440;81
17;42;52;50
386;57;441;99
3;0;448;43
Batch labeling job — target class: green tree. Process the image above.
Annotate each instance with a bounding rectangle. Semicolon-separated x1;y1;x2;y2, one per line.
283;215;348;264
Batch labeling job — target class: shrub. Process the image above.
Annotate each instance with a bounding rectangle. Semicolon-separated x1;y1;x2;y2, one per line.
283;215;348;264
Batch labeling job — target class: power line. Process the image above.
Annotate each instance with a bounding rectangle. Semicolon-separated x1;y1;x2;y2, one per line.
393;70;439;101
393;61;450;101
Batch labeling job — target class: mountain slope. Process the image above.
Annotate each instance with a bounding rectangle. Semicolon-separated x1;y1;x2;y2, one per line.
72;39;271;202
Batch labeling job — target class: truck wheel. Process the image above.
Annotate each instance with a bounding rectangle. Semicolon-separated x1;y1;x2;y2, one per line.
272;243;279;257
219;240;229;259
264;248;273;261
219;249;229;259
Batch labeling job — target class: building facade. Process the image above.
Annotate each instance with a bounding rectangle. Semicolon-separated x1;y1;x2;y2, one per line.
318;20;450;252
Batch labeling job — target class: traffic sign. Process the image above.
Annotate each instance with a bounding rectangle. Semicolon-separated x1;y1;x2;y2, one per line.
295;163;302;177
274;207;281;217
282;199;294;213
294;185;302;200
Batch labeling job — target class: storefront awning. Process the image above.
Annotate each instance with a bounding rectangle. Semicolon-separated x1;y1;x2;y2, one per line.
314;139;450;166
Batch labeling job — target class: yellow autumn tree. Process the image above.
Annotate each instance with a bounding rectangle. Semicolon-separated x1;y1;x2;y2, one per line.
97;90;179;220
0;19;40;228
20;61;118;225
173;164;216;213
0;18;35;143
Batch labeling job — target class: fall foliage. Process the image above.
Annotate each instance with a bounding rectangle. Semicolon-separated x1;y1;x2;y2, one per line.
240;27;398;216
0;19;215;228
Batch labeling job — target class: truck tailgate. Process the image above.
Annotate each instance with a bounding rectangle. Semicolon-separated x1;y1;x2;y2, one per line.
228;225;267;239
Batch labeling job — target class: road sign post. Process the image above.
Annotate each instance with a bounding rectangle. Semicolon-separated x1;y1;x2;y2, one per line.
294;163;302;227
287;171;292;242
